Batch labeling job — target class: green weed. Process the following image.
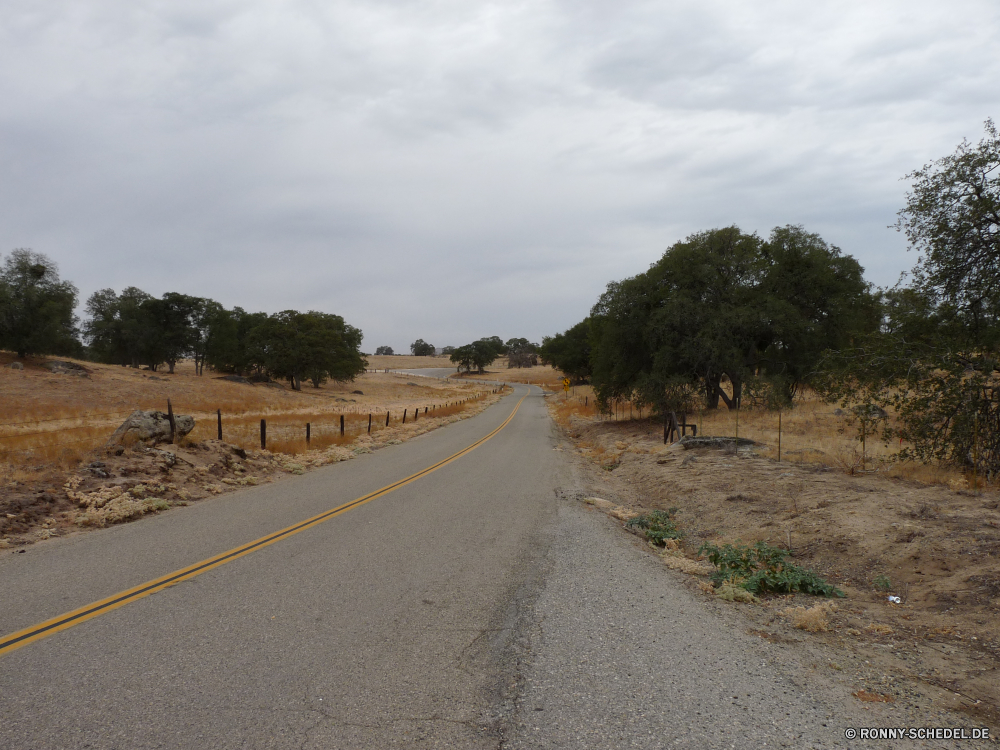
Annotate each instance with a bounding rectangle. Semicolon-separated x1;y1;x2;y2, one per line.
698;540;844;597
625;508;684;545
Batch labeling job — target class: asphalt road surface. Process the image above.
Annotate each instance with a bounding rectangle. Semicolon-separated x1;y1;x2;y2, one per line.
0;382;929;748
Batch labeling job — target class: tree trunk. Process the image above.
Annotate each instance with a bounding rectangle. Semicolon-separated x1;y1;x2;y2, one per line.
715;384;733;410
167;359;176;374
729;372;742;410
705;372;722;410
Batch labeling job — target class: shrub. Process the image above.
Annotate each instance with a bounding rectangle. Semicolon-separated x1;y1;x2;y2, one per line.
625;508;684;545
698;540;844;597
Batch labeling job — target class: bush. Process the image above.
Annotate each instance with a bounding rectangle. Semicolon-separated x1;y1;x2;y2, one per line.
698;540;843;597
625;508;684;545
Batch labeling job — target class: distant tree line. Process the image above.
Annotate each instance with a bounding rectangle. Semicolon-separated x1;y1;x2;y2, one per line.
0;257;366;391
449;337;539;373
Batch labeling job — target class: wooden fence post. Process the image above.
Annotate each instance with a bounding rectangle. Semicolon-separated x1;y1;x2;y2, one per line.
340;415;345;436
777;410;782;462
217;409;222;441
386;411;390;427
166;399;176;444
368;413;372;433
414;407;418;421
403;409;407;424
260;419;266;450
306;422;311;444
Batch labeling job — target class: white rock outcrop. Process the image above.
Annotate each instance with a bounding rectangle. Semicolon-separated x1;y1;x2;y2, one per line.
106;410;195;446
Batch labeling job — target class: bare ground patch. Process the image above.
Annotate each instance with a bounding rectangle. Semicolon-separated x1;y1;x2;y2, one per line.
548;394;1000;729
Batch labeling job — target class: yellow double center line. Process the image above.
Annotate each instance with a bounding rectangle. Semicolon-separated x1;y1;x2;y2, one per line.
0;391;528;658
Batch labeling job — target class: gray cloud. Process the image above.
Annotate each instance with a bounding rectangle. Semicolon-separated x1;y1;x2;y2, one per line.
1;0;999;352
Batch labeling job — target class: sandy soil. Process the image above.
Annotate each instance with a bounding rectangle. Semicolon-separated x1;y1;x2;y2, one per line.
548;394;1000;728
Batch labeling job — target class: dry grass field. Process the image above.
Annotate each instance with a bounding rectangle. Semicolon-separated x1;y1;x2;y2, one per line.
546;386;1000;723
366;354;452;370
0;351;505;546
451;360;567;386
549;384;975;487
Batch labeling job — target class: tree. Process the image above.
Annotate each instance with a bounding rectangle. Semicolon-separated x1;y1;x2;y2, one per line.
248;311;366;390
505;337;539;368
589;226;875;415
0;249;80;358
540;319;592;382
410;339;435;356
755;225;877;402
450;338;503;373
817;121;1000;474
896;118;1000;343
143;292;201;373
190;298;225;375
375;345;394;355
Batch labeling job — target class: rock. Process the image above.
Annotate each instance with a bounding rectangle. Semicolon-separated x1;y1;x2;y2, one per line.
833;408;845;416
44;360;88;373
852;404;888;420
218;374;251;384
106;410;195;447
675;436;758;450
352;390;364;395
7;362;23;370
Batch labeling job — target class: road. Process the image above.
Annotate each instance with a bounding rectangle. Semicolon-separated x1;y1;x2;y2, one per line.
0;381;923;748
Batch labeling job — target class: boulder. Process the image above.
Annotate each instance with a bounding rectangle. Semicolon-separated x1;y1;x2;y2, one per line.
45;360;90;377
675;435;758;450
851;404;888;420
6;362;23;370
106;410;195;447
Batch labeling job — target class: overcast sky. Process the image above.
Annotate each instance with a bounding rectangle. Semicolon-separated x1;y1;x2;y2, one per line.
2;1;999;353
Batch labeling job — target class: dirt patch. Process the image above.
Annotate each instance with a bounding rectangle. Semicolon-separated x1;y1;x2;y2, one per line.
549;394;1000;728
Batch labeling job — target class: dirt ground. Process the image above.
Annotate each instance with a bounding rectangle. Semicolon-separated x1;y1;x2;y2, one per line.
0;352;503;548
547;393;1000;729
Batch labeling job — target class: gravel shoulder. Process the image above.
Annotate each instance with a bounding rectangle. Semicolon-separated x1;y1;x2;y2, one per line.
504;400;998;748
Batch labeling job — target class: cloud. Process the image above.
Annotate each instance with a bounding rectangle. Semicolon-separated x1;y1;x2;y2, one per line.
1;0;999;350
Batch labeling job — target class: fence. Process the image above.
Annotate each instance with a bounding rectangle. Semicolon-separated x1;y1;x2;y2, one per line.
0;385;510;461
